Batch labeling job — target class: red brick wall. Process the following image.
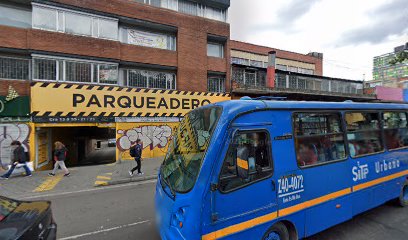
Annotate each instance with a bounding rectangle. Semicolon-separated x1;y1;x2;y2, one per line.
230;40;323;76
0;25;28;49
0;0;230;93
52;0;230;92
0;80;30;96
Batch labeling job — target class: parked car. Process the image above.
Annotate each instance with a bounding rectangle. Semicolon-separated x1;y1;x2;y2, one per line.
0;196;57;240
108;139;117;147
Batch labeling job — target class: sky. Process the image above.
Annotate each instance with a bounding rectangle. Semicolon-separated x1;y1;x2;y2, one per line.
228;0;408;81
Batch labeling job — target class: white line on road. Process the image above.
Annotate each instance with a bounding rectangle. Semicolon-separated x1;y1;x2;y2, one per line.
58;220;151;240
19;179;157;200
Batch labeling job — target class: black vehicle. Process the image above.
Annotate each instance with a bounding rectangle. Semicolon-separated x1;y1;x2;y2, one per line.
0;196;57;240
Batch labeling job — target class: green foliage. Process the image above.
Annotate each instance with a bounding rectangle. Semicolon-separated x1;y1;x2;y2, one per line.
389;51;408;65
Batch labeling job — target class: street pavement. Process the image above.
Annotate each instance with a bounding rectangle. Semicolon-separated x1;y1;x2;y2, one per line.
13;179;408;240
1;158;408;239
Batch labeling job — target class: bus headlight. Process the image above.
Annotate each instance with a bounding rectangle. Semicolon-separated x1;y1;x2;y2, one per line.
171;207;186;228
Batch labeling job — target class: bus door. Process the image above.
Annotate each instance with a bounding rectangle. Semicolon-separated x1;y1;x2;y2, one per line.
293;112;353;237
211;126;277;236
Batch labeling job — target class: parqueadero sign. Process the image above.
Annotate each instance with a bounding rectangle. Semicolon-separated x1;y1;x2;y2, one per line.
31;82;230;119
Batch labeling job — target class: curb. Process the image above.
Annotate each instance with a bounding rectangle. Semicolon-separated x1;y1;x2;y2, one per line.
94;175;157;187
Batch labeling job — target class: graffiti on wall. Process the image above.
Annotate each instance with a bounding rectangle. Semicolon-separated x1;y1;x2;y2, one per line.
117;125;174;152
0;124;30;165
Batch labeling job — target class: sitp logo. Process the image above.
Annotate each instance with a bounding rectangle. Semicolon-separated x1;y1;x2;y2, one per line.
352;161;369;181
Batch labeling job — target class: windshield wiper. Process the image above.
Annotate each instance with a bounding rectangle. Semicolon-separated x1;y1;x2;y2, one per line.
160;167;175;199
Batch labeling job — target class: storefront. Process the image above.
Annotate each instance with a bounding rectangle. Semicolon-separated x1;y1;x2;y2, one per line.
0;80;32;168
30;82;230;169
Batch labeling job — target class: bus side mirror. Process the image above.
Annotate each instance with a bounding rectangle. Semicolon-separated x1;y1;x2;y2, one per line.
236;156;249;179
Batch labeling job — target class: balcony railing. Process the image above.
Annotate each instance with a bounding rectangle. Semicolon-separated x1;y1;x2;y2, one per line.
232;70;375;99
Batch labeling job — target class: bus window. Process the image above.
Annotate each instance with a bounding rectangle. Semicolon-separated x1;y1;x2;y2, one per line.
383;112;408;150
294;112;346;167
219;131;272;192
345;112;384;157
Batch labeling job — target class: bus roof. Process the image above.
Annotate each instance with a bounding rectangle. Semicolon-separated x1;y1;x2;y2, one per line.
214;100;408;116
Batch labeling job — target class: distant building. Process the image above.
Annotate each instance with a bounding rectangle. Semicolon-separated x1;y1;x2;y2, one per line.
230;41;373;101
373;42;408;88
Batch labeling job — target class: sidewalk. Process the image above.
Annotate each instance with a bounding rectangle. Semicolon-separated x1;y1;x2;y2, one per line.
95;157;163;186
0;157;163;199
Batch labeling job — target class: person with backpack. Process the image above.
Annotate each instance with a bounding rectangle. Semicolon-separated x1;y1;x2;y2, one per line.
48;141;70;177
1;141;32;179
129;139;144;176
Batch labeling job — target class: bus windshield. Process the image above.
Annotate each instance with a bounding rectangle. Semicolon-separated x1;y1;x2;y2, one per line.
161;106;222;193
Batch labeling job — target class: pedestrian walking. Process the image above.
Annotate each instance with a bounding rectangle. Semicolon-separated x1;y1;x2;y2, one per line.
129;139;144;176
48;141;70;177
1;141;32;179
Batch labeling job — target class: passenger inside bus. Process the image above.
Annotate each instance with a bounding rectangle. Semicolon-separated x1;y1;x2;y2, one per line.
296;143;318;166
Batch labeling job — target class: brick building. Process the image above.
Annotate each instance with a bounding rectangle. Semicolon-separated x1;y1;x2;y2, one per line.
0;0;231;169
230;40;373;101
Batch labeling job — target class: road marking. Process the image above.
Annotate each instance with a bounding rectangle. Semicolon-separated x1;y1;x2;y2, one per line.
20;179;157;200
106;172;113;175
59;220;150;240
105;163;116;166
94;181;108;186
33;174;64;192
96;175;111;180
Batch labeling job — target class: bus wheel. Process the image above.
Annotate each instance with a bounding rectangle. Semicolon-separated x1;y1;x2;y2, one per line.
399;180;408;207
263;222;289;240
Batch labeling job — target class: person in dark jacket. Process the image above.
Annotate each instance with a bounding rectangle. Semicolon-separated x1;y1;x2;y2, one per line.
49;141;70;177
129;139;144;176
1;141;32;179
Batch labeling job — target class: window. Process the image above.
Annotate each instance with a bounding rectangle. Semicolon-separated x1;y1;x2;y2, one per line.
231;58;249;66
33;56;118;84
65;11;92;36
136;0;226;22
208;76;225;93
0;3;31;28
0;57;30;80
276;64;287;71
178;0;198;15
32;5;57;30
383;112;408;150
276;73;286;88
65;61;92;83
219;131;272;192
294;113;346;167
204;5;226;21
250;60;263;68
32;4;118;40
207;42;224;58
345;112;384;157
33;58;58;81
126;69;176;89
121;27;176;51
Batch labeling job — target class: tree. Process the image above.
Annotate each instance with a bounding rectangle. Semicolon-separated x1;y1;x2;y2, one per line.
389;51;408;65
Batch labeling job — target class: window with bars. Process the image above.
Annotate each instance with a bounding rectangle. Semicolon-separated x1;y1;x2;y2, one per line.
0;57;30;80
208;76;225;93
33;56;118;84
127;69;176;90
275;73;286;88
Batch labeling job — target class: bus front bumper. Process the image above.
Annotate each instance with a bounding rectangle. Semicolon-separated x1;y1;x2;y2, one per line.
155;178;187;240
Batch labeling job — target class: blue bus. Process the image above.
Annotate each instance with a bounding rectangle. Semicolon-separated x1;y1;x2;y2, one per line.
155;99;408;240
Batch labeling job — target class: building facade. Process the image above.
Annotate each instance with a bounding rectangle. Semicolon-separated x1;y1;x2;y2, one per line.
373;42;408;88
0;0;230;169
230;41;373;101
